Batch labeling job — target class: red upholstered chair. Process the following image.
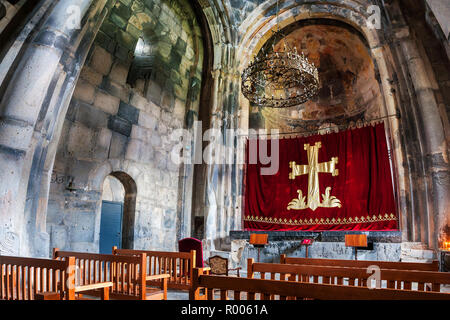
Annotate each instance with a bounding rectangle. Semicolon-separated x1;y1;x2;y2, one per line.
178;237;204;268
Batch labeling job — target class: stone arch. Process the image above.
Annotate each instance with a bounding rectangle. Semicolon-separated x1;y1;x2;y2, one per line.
232;0;449;250
87;160;140;251
103;171;137;250
233;0;427;248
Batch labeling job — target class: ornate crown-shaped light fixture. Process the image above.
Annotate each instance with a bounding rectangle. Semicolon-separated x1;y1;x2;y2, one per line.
241;1;319;108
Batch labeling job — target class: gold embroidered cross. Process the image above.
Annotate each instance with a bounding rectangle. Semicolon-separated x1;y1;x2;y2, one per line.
288;142;342;211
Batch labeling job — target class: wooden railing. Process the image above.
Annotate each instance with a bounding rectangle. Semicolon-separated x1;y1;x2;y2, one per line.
249;259;450;292
190;268;450;300
53;249;167;300
280;255;439;271
0;255;72;300
112;247;196;290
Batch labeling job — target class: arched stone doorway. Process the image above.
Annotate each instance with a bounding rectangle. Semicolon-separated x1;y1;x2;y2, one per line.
99;172;137;253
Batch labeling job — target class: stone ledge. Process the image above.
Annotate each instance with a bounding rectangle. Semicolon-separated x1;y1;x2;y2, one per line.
230;230;402;243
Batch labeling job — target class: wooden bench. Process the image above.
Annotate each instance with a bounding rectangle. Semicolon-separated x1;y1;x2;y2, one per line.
190;268;450;300
0;255;112;300
53;249;169;300
280;255;439;271
248;259;450;293
112;247;196;290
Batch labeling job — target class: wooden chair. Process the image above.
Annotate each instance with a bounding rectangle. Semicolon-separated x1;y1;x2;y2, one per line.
53;248;169;300
112;247;196;290
206;255;241;277
179;238;204;267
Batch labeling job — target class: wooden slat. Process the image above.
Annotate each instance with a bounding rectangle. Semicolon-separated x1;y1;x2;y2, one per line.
128;263;132;295
121;262;126;293
47;267;51;294
28;266;32;300
112;249;195;290
184;259;189;285
0;264;4;299
18;265;23;300
221;290;228;300
74;282;113;292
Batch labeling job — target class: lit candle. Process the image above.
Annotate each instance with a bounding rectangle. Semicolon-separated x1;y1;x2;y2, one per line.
443;241;450;251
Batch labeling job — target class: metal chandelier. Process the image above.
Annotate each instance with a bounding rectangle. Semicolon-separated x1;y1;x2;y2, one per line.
241;1;319;108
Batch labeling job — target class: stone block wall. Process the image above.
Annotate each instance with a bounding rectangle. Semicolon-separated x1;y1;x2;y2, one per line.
46;0;203;254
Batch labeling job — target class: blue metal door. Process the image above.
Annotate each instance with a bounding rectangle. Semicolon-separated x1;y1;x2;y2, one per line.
99;201;123;254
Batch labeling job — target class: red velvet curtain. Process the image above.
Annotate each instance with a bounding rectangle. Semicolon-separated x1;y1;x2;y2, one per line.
244;123;399;231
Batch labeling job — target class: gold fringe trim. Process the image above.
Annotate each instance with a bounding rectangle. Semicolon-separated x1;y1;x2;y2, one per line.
244;213;398;226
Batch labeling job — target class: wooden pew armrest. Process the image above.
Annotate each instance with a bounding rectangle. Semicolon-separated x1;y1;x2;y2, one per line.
146;274;170;281
74;282;113;293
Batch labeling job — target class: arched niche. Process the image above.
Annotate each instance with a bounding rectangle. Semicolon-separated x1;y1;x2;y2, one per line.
251;19;384;132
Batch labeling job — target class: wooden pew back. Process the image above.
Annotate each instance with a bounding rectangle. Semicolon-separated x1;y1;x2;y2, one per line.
249;259;450;292
190;268;450;300
0;255;75;300
112;247;196;290
280;254;439;271
53;249;147;300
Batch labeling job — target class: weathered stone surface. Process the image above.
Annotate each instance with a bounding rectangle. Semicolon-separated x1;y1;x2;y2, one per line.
80;66;103;86
138;111;157;130
73;79;95;104
109;132;129;158
118;101;140;124
109;62;129;85
74;101;109;129
94;90;120;115
108;115;132;136
90;46;113;76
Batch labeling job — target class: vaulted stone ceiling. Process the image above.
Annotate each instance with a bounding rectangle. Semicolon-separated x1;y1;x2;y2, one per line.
252;20;383;131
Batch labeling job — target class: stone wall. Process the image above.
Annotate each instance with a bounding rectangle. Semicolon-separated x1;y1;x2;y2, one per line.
46;0;203;255
0;0;27;34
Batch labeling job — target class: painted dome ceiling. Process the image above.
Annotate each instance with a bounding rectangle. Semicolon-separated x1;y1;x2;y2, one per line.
253;21;383;131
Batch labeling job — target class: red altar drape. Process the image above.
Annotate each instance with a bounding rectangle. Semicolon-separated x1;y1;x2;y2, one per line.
244;123;399;231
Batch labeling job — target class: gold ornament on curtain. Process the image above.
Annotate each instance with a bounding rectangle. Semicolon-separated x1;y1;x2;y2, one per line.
287;142;342;211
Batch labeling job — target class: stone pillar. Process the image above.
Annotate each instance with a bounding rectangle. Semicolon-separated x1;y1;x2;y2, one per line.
202;42;242;253
396;27;450;250
0;0;107;256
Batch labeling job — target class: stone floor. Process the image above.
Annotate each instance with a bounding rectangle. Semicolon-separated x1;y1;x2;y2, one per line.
167;290;189;300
